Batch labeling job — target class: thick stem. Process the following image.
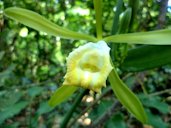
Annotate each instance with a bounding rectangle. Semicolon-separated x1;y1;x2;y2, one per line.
93;0;103;40
67;87;112;127
89;101;121;128
111;0;123;35
60;89;88;128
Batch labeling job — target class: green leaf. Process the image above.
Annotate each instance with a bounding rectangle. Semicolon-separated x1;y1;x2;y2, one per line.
108;66;147;123
118;8;132;33
146;109;168;128
121;45;171;72
4;7;97;42
48;85;78;107
0;64;16;87
0;101;28;124
27;86;44;98
0;123;19;128
0;51;5;60
104;29;171;45
139;94;169;114
105;113;127;128
37;101;53;115
0;91;22;109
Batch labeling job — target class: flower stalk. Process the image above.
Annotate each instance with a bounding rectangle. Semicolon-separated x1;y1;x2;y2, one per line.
93;0;103;39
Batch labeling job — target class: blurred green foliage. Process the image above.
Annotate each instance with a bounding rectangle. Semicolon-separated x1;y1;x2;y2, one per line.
0;0;171;128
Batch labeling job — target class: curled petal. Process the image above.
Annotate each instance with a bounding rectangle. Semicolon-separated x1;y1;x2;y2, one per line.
63;40;113;93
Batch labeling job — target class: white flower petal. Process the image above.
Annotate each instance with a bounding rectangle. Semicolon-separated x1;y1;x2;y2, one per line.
63;40;113;93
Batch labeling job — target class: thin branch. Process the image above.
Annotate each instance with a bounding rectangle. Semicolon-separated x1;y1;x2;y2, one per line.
157;0;168;29
88;101;121;128
136;74;148;95
149;88;171;97
61;89;88;128
67;87;112;128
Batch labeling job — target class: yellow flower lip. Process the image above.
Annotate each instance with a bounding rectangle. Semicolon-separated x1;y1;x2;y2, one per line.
63;40;113;93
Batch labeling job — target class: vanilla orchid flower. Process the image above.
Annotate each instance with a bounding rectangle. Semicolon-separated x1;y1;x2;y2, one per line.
63;40;113;93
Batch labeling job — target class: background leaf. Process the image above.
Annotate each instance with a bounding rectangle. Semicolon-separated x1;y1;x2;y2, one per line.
27;86;44;98
121;45;171;72
104;113;127;128
0;101;28;124
37;101;53;115
146;109;169;128
139;94;170;114
0;91;22;109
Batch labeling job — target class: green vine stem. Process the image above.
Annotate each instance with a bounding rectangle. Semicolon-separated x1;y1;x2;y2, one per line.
110;0;123;62
60;89;88;128
93;0;103;40
111;0;123;35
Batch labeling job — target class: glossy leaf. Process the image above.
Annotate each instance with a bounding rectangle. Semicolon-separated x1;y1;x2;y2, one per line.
121;45;171;72
108;65;147;123
104;29;171;45
4;7;97;42
48;85;78;107
118;8;132;33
